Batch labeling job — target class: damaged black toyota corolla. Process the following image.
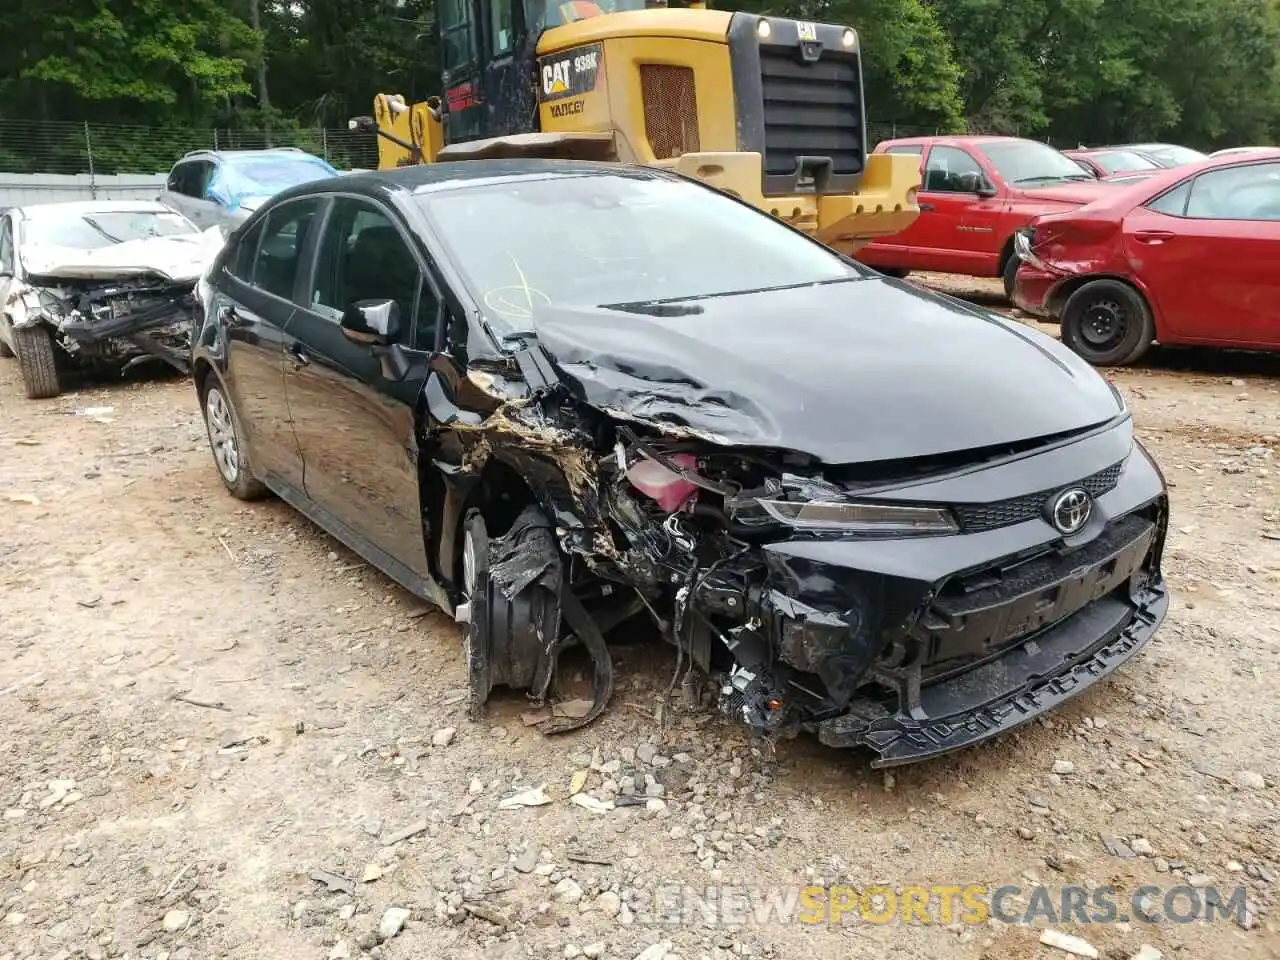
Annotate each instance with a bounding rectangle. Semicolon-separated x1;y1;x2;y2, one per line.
192;161;1169;766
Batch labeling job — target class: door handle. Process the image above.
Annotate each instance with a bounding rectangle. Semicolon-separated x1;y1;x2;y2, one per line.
1135;230;1175;244
288;343;311;368
919;202;936;212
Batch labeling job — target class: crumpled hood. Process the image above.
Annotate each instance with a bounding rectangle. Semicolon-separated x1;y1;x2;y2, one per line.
23;228;225;283
530;277;1123;464
1017;181;1117;205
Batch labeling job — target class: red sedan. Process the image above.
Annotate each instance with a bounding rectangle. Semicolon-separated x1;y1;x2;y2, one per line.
1013;149;1280;365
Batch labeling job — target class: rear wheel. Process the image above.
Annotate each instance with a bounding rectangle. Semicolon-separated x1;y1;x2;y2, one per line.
1061;279;1154;366
201;379;268;500
12;326;60;399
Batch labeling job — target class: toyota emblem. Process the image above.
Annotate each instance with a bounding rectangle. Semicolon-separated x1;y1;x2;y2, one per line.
1049;487;1092;534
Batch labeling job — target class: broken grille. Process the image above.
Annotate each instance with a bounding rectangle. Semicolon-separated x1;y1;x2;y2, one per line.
954;462;1125;533
639;64;700;159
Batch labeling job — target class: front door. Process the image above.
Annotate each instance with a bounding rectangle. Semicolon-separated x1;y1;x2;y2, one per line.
1128;160;1280;347
216;198;322;490
283;195;439;582
912;144;1000;274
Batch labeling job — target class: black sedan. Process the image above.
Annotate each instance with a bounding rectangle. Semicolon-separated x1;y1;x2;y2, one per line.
191;160;1170;766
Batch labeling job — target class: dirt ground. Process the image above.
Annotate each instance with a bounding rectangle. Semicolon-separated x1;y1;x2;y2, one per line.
2;277;1278;960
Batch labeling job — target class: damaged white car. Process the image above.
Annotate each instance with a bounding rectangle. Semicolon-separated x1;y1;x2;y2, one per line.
0;200;224;398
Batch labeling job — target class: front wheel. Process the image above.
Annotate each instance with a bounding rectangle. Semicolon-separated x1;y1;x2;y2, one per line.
201;379;268;500
12;326;60;398
1002;253;1020;301
1060;279;1154;366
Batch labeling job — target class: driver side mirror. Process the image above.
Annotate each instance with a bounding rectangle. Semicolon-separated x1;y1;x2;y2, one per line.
341;298;401;347
975;180;999;198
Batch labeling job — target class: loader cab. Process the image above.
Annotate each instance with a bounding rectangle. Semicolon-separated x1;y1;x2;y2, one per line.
437;0;687;143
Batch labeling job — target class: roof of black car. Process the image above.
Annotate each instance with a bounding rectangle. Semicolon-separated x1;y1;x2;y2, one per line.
327;159;658;196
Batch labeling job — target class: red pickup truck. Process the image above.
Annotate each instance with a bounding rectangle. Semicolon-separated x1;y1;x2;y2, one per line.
855;135;1120;297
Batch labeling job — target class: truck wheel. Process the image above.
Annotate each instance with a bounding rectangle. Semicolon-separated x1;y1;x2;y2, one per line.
1002;252;1020;301
12;326;60;398
1061;279;1154;367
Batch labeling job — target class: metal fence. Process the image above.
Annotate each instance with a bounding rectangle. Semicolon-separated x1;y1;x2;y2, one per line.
0;116;1043;183
0;119;381;180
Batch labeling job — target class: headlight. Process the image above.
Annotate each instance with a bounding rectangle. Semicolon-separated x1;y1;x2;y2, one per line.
756;499;958;534
841;28;857;48
757;19;772;39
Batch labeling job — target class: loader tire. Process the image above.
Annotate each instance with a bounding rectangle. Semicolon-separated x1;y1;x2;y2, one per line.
12;326;61;399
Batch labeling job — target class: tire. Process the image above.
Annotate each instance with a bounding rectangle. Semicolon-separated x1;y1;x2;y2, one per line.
12;326;60;399
200;378;268;500
1060;279;1154;367
459;509;491;719
459;509;489;617
1002;252;1020;302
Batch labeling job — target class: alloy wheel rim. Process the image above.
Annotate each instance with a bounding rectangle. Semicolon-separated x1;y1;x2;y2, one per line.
205;388;241;483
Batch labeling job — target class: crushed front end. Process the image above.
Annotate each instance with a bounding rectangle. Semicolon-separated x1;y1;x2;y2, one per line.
15;275;196;373
593;415;1167;766
453;342;1168;765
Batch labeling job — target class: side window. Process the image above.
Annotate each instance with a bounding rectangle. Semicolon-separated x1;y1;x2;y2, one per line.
923;146;986;193
440;0;478;76
226;218;265;283
1184;162;1280;221
254;198;323;300
174;161;209;198
0;217;13;273
166;163;185;193
312;197;427;345
489;0;515;55
1146;180;1191;217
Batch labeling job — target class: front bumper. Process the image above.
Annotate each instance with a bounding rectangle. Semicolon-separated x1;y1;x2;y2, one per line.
738;427;1170;766
817;578;1166;766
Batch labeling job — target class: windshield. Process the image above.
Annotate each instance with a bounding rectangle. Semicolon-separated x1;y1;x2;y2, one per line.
1141;145;1207;167
22;210;197;250
418;172;863;331
979;141;1094;185
1092;151;1159;173
211;155;336;207
535;0;645;29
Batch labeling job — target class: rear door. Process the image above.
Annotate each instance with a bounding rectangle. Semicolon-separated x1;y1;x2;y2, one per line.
283;194;439;582
1126;160;1280;346
438;0;485;142
215;197;324;490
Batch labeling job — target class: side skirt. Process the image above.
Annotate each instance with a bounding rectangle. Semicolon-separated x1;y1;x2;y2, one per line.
263;472;453;615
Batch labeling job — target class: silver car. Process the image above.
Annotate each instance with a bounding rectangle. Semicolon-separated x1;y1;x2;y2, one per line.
158;148;339;232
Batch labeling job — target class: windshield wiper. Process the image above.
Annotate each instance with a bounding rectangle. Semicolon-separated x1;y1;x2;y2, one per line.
610;275;865;308
81;216;124;244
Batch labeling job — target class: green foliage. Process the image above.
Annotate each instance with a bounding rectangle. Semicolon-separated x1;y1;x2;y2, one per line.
0;0;1276;170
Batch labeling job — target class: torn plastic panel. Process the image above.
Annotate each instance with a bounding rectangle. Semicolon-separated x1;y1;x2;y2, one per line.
467;505;614;734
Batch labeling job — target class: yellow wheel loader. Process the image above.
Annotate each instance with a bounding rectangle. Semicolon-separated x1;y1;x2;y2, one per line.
350;0;919;253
